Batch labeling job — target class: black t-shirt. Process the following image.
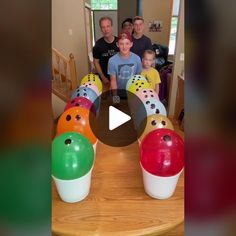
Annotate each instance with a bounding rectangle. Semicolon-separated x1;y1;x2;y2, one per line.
131;35;152;59
92;37;119;79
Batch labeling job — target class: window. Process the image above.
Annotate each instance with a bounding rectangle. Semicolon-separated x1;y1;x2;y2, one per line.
91;0;117;10
169;16;178;55
168;0;180;55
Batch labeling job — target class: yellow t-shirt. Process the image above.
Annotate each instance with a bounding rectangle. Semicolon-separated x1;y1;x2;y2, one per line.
141;67;161;90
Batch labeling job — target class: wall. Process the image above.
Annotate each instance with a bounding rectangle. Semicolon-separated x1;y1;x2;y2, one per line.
118;0;137;32
52;0;89;84
142;0;173;46
168;0;184;116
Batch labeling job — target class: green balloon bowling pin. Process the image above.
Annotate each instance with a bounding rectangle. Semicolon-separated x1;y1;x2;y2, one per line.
52;132;94;180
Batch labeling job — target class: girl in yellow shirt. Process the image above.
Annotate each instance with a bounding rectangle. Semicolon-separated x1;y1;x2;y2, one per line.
141;50;161;95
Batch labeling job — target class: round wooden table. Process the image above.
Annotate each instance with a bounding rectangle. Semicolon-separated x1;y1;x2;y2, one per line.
52;140;184;236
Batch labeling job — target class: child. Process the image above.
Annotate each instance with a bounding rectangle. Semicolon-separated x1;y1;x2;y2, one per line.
141;50;161;95
108;31;142;98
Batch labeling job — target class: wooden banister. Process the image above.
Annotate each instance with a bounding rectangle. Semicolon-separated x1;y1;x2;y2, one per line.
52;48;78;102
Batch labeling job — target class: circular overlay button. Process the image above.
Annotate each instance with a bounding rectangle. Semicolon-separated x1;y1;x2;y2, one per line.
89;89;147;147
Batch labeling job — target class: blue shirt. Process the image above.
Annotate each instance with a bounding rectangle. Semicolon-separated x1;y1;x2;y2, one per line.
108;52;142;97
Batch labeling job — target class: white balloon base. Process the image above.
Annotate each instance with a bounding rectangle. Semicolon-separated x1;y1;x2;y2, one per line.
140;163;183;199
53;167;93;203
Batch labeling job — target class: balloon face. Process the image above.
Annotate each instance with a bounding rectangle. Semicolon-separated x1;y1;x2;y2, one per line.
130;88;159;108
57;107;97;144
64;97;97;116
80;73;102;93
81;82;100;96
138;114;174;142
135;88;159;101
126;75;147;91
134;98;167;129
71;86;99;111
52;132;94;180
128;80;151;95
140;128;184;177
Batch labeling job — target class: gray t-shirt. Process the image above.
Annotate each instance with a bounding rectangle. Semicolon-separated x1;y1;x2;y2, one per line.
108;52;142;97
131;35;152;59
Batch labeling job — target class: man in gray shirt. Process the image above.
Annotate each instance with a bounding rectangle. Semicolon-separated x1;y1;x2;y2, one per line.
131;16;153;59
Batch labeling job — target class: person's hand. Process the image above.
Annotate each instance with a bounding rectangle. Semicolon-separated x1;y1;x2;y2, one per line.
101;76;110;85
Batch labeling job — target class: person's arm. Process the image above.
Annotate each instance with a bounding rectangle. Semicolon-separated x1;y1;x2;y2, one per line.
93;59;110;84
137;57;142;74
154;69;161;96
155;84;159;95
110;74;117;94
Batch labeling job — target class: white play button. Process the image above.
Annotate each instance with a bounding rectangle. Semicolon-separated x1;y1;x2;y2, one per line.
109;106;131;131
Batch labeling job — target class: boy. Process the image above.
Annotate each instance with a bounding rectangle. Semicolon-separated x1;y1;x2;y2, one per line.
108;31;142;98
131;16;152;59
141;50;161;95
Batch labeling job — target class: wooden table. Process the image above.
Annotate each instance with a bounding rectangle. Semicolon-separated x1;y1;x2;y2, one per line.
52;139;184;236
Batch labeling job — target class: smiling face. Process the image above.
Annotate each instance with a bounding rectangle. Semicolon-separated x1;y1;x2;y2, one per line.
117;38;133;57
100;19;113;38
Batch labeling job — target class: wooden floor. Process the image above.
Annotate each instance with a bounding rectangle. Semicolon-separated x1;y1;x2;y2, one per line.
52;100;184;236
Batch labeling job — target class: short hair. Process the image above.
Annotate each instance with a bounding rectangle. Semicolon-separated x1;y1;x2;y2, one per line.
99;16;113;27
122;18;133;28
133;16;144;23
143;49;155;59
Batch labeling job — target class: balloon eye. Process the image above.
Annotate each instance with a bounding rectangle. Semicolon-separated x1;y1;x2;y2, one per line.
161;121;166;126
146;101;150;104
151;95;154;97
155;109;160;114
77;93;80;97
143;90;147;93
65;139;71;145
145;95;148;98
75;103;80;106
66;115;71;121
136;89;139;91
151;120;157;126
84;93;87;96
151;104;156;109
71;100;75;104
163;135;171;142
76;115;81;120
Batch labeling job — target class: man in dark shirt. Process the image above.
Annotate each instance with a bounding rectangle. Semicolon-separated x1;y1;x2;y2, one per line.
131;16;152;59
93;16;119;93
